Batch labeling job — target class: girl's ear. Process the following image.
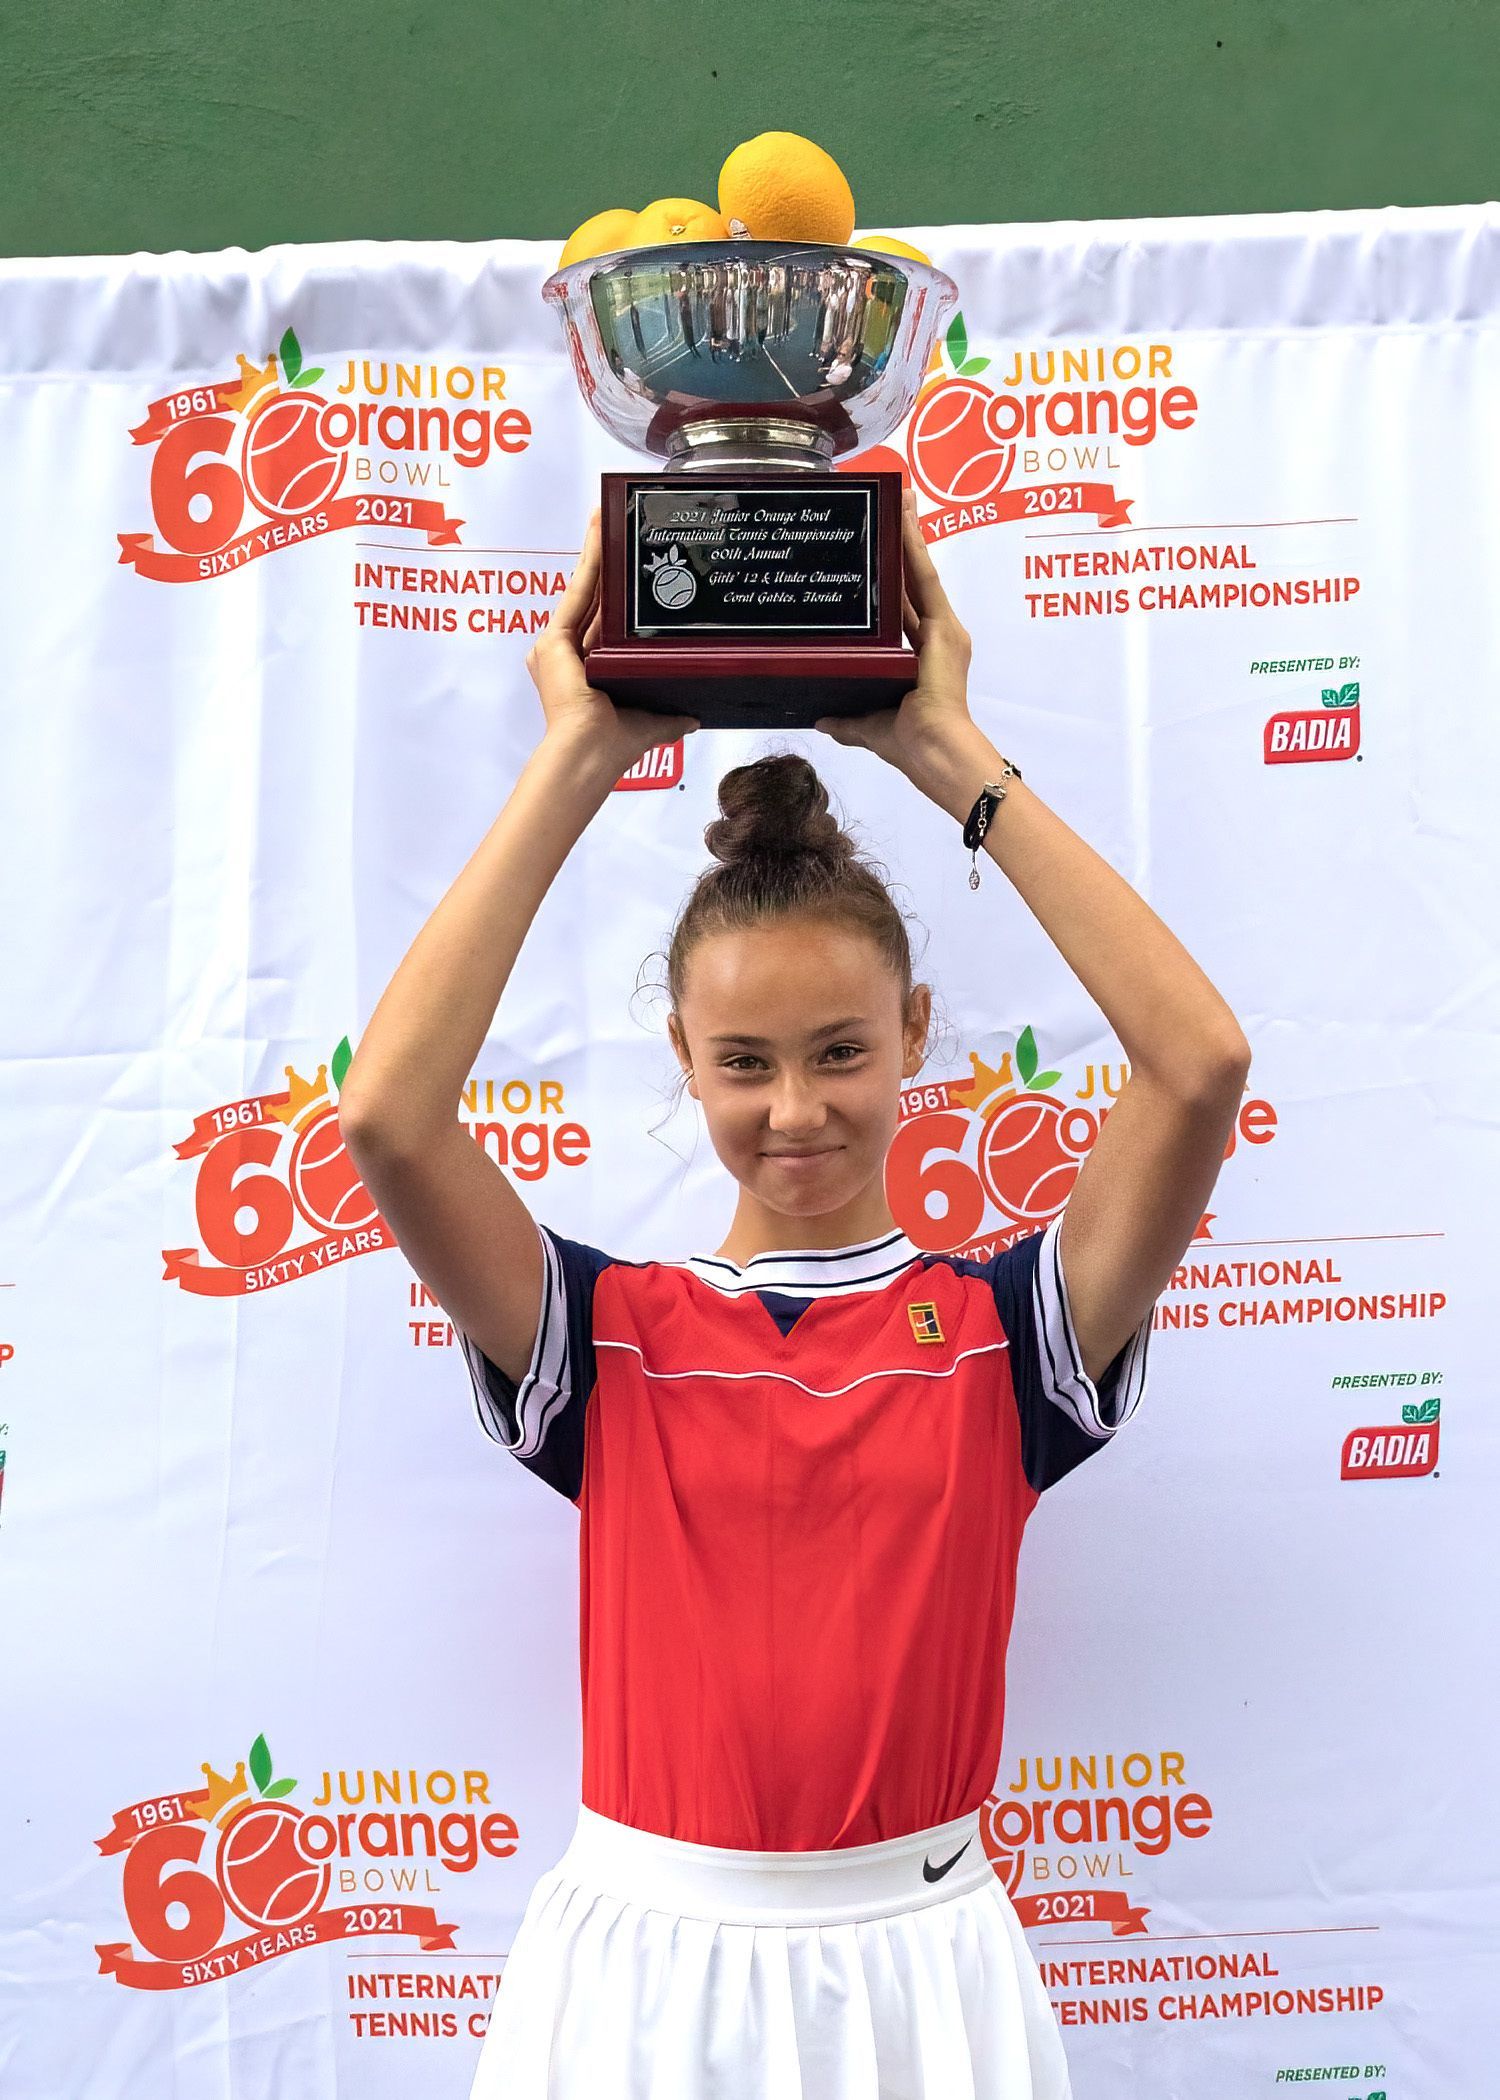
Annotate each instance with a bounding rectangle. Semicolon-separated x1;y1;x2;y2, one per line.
667;1011;699;1099
907;982;928;1075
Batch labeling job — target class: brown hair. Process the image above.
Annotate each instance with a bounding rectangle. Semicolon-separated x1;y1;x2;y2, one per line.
666;751;915;1011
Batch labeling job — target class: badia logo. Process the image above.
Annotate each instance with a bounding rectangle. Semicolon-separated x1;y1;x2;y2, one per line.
614;740;685;791
93;1732;517;1990
841;272;1197;548
1265;678;1362;766
1341;1394;1440;1481
885;1026;1276;1257
119;329;533;585
162;1036;391;1297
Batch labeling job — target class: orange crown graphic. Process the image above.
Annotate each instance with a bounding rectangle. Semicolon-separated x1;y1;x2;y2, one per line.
267;1062;331;1132
225;352;279;416
950;1051;1017;1114
193;1758;250;1826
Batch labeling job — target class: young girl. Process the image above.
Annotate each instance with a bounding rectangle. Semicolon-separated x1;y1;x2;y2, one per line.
339;494;1251;2098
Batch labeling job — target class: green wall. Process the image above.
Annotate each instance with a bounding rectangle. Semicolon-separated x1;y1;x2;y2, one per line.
1;0;1493;258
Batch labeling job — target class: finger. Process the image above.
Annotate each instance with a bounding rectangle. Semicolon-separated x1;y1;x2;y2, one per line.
551;509;603;639
582;602;601;655
900;495;955;624
900;590;920;647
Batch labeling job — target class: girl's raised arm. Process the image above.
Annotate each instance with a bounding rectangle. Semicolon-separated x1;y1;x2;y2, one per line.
338;514;696;1386
818;494;1252;1390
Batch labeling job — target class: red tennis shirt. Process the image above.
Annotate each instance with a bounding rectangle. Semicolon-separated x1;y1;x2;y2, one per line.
458;1212;1152;1853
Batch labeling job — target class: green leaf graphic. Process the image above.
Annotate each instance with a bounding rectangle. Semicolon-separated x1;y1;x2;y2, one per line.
1032;1069;1062;1091
249;1733;273;1793
263;1777;298;1799
279;327;303;383
946;312;968;369
331;1036;353;1092
1340;681;1359;706
297;366;325;388
1016;1026;1038;1087
1322;688;1338;705
958;357;990;376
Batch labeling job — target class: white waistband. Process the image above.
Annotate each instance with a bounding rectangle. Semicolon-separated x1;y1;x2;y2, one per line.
553;1805;995;1926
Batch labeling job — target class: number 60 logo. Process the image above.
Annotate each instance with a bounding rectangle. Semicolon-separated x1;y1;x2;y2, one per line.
150;388;346;556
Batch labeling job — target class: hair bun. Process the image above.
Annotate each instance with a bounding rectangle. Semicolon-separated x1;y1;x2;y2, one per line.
704;752;851;869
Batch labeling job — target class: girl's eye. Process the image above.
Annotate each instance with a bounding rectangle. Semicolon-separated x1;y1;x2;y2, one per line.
720;1045;866;1075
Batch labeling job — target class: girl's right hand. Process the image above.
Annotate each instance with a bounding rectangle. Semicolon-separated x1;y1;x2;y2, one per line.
525;509;700;770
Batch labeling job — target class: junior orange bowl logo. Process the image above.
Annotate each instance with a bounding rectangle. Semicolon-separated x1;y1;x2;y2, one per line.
886;1025;1276;1258
94;1734;459;1990
118;328;497;584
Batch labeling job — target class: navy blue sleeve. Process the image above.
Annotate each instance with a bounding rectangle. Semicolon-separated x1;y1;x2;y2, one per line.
984;1208;1153;1493
455;1221;613;1502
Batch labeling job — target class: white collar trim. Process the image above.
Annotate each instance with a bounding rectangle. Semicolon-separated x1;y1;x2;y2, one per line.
679;1227;923;1299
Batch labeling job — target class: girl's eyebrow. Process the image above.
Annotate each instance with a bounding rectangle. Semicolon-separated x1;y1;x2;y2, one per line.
707;1017;870;1048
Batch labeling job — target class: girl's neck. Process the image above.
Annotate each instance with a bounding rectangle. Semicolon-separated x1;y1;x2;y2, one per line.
714;1185;900;1265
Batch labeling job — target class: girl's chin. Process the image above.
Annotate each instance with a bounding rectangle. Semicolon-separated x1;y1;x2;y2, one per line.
751;1149;862;1208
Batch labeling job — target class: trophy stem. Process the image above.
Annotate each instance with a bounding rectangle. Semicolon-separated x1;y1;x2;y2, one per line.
665;418;834;472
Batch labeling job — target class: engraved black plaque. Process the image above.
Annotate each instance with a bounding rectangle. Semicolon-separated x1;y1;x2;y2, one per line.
627;481;877;640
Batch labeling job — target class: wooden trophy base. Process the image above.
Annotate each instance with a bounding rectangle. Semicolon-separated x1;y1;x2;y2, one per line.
587;469;915;731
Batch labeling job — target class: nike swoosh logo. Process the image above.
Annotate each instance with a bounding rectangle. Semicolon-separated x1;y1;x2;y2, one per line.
922;1836;973;1883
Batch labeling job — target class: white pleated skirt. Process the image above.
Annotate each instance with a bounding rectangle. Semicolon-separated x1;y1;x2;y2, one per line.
469;1802;1071;2100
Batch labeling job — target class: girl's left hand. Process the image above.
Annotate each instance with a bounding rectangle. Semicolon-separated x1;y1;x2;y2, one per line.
814;490;981;782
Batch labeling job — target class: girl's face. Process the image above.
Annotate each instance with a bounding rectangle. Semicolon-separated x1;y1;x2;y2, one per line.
668;915;930;1221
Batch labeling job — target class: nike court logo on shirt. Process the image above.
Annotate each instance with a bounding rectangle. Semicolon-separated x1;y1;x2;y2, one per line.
922;1836;973;1883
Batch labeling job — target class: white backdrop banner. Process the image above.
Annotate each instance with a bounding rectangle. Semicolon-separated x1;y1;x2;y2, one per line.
1;205;1496;2100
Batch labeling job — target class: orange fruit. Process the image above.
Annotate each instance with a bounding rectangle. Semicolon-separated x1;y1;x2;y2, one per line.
630;197;730;245
851;233;932;266
558;208;639;268
852;237;932;382
718;132;856;245
853;233;943;380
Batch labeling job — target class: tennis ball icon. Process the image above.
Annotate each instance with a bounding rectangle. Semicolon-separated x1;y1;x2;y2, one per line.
242;388;345;518
646;545;697;610
977;1091;1088;1225
907;378;1015;508
215;1799;330;1930
289;1103;381;1235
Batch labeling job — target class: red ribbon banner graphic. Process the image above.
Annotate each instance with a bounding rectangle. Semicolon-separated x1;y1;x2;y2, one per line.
1012;1891;1152;1936
119;494;463;582
97;1904;458;1990
171;1089;291;1161
920;483;1134;539
161;1221;396;1297
95;1788;213;1857
128;378;245;446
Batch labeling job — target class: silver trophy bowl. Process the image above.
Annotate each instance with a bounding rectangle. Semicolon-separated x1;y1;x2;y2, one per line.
541;241;959;471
